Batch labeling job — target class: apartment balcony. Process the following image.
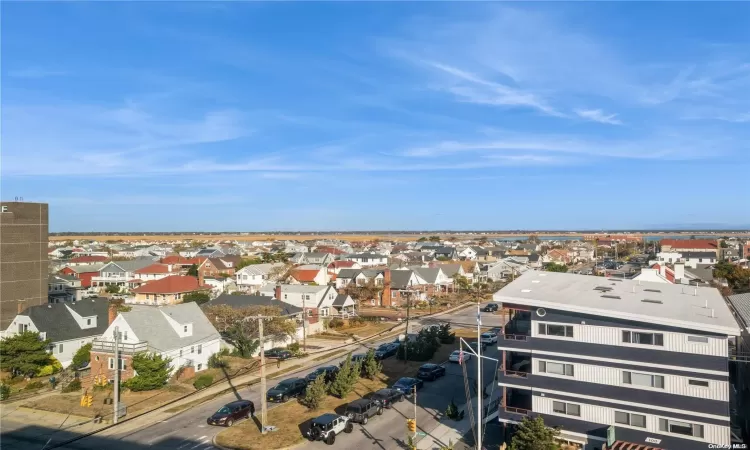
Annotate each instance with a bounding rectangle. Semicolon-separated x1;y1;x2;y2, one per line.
497;309;532;350
497;387;533;419
92;340;148;355
497;351;533;387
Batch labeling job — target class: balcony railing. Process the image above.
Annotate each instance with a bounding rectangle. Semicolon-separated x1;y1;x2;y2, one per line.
505;406;531;415
500;368;530;378
92;341;148;354
502;333;529;341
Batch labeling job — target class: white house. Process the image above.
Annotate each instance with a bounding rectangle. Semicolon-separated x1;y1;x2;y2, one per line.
654;251;717;269
91;259;158;289
259;285;356;318
457;247;478;260
347;253;389;267
91;302;222;379
1;298;110;369
235;263;285;292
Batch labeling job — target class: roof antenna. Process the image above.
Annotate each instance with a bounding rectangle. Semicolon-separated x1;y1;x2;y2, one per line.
711;308;715;318
693;287;697;296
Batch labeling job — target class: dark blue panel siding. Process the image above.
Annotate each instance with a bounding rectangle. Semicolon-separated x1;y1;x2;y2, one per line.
530;390;729;426
497;335;533;351
497;412;721;450
528;337;728;372
531;306;728;338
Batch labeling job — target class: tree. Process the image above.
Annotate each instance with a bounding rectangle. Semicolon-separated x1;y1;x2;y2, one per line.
302;373;328;410
267;263;294;283
329;353;361;398
720;240;729;248
544;263;568;273
528;234;540;244
0;332;53;377
203;304;296;357
429;236;441;242
438;323;456;344
236;257;263;270
187;264;199;277
714;262;750;294
71;343;92;369
125;353;171;391
452;274;471;292
105;285;120;294
362;349;382;380
417;237;428;242
182;291;211;305
509;416;561;450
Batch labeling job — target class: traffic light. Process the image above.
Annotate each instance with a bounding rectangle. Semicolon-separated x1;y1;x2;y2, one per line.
406;418;416;432
80;394;92;407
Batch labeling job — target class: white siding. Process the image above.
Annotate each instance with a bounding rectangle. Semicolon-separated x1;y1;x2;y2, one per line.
532;321;727;357
532;396;730;445
532;357;728;401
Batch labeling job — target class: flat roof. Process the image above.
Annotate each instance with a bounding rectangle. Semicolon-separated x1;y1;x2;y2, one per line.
493;270;740;336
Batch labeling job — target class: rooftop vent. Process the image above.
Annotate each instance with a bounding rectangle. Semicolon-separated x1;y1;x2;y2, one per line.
609;279;622;282
644;289;661;293
641;299;663;304
521;289;532;293
532;280;540;284
601;295;621;299
594;286;613;292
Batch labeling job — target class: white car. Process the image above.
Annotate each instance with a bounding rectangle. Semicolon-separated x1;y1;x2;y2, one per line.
480;332;498;345
449;350;471;364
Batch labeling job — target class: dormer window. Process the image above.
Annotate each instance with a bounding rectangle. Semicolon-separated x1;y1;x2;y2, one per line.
184;325;188;333
87;319;91;326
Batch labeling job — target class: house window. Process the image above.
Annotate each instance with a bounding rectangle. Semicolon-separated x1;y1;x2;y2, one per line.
180;349;183;357
688;379;709;387
108;357;114;369
284;294;287;299
538;361;574;376
124;331;128;341
184;325;188;333
191;346;195;354
659;418;704;438
623;371;664;388
392;291;397;298
17;323;28;333
95;355;100;361
305;295;310;300
552;401;580;416
87;318;91;326
197;344;202;355
538;323;574;338
687;335;708;344
615;411;646;428
622;331;663;346
58;343;64;353
146;294;150;300
197;363;202;371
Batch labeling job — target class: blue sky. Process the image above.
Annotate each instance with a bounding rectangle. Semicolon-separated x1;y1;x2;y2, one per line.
2;2;749;232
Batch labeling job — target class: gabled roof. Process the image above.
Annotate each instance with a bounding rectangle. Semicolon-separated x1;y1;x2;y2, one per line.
102;259;155;273
328;260;357;269
436;263;462;278
390;270;416;289
132;275;208;294
208;257;242;271
412;267;443;284
208;294;302;315
337;268;362;279
290;269;321;283
20;298;110;342
160;255;201;265
727;293;750;330
135;263;173;274
332;294;352;307
118;302;220;351
69;255;109;264
661;239;718;250
236;263;284;276
349;253;387;258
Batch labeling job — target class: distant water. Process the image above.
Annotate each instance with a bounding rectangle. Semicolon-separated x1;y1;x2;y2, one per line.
494;234;749;242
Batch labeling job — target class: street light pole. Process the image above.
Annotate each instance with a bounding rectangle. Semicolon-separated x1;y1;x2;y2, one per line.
476;304;482;450
113;326;120;424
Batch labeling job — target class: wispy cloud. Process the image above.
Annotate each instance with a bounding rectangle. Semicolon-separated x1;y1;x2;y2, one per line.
574;108;623;125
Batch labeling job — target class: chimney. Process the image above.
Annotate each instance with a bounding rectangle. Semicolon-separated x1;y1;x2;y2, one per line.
382;269;392;307
168;264;173;273
198;271;204;287
108;302;118;325
673;263;685;282
17;301;25;314
274;284;281;301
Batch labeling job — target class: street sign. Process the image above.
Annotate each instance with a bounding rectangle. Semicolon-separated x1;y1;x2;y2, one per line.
416;432;426;436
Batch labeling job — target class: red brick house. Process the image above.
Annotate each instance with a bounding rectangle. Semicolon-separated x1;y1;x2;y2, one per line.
59;263;106;288
131;275;210;305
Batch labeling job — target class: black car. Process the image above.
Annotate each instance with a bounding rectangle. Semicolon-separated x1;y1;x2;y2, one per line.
374;343;399;360
305;366;340;383
265;348;292;360
340;353;367;367
206;400;254;427
345;398;383;424
482;303;499;312
266;377;307;403
370;388;405;409
416;363;446;381
392;377;424;396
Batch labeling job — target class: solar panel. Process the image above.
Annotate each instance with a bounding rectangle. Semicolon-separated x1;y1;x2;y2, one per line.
641;299;663;304
601;295;621;299
644;288;661;293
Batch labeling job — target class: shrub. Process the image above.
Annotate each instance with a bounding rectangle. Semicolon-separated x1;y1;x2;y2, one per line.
301;374;327;410
208;353;228;369
438;324;456;344
24;381;45;391
328;352;361;398
37;357;63;377
72;343;92;369
362;349;382;380
193;374;214;390
61;379;82;393
125;353;172;392
0;383;11;400
287;342;300;354
348;316;366;327
328;318;344;329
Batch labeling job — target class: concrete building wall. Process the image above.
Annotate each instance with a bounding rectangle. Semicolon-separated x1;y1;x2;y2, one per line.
0;202;49;329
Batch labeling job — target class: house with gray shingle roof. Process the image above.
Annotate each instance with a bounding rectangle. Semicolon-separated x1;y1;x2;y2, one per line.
1;298;110;369
90;302;222;381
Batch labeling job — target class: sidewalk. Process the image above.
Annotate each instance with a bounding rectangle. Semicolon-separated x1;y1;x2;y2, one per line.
415;394;497;450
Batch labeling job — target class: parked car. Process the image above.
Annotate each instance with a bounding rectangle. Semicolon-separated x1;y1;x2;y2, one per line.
266;377;307;403
480;332;498;345
340;353;367;367
449;350;471;364
469;341;487;353
482;303;499;312
374;343;399;360
306;413;353;445
305;366;340;384
511;359;530;372
416;363;446;381
370;388;405;409
264;348;292;360
345;398;383;424
206;400;254;427
392;377;423;396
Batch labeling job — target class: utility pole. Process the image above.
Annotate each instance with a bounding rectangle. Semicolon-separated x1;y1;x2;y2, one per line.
258;317;267;434
113;326;120;424
302;296;307;353
404;291;411;364
413;385;418;439
476;304;482;450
